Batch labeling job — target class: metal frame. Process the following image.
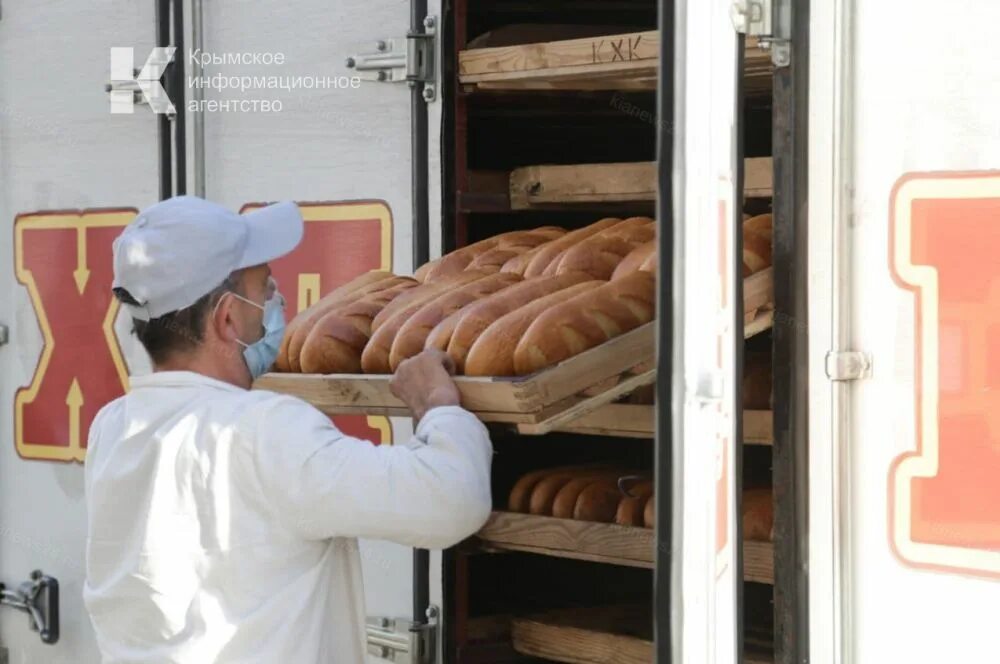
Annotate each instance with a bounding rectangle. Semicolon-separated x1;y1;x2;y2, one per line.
771;0;810;661
654;0;676;660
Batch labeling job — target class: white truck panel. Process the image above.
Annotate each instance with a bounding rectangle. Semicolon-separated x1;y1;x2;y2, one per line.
839;0;1000;661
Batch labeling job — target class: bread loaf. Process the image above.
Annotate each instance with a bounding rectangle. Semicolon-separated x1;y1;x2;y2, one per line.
742;213;773;277
442;273;593;372
371;270;489;332
297;280;420;374
573;480;625;523
549;235;638;280
364;271;499;373
277;270;396;371
529;470;588;516
599;216;655;241
388;273;522;371
551;471;626;519
416;228;566;282
744;213;772;236
643;495;655;528
283;273;413;372
743;488;773;541
465;230;565;273
614;480;653;527
464;280;603;376
507;464;596;513
513;271;656;375
519;218;623;278
611;241;656;281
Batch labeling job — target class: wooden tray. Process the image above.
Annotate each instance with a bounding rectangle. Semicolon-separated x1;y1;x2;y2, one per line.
518;404;773;445
476;511;774;584
258;272;771;432
508;158;773;210
256;322;655;428
511;606;774;663
458;30;772;93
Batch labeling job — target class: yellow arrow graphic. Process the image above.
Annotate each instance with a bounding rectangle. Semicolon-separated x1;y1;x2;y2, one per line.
66;379;84;450
73;226;90;295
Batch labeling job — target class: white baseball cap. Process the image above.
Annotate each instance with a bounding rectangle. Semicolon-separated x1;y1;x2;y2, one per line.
112;195;304;320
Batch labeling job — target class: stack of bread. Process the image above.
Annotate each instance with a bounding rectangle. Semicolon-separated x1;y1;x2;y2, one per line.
506;464;774;538
276;216;659;375
274;213;772;376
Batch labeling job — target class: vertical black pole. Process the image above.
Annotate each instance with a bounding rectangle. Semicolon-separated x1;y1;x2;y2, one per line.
654;0;676;661
772;0;810;661
156;0;172;201
172;0;187;195
410;0;432;639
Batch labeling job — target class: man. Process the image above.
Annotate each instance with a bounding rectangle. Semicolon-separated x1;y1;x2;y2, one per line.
83;196;493;663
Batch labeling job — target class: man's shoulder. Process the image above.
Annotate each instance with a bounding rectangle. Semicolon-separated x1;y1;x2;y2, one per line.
232;388;331;431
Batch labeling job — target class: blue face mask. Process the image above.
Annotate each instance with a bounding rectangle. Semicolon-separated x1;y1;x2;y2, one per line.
230;286;286;380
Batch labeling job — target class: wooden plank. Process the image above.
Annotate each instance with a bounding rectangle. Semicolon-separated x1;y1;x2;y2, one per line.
511;606;773;664
526;403;655;437
254;372;526;414
522;369;655;435
745;157;774;198
459;30;660;80
532;405;771;443
526;322;655;407
509;158;772;210
459;31;772;92
477;512;775;584
511;606;652;664
476;512;655;568
745;308;775;339
744;540;775;584
743;409;774;445
510;162;655;209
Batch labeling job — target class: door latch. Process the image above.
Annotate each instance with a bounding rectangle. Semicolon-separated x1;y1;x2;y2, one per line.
0;324;8;346
0;570;59;644
825;350;872;382
366;605;438;663
345;16;437;101
730;0;791;67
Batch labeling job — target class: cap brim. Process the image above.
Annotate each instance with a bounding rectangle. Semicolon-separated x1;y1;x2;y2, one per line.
237;201;304;269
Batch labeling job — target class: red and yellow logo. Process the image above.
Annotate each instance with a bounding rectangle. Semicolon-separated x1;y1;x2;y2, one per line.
14;209;136;462
241;200;393;444
13;200;394;462
889;172;1000;578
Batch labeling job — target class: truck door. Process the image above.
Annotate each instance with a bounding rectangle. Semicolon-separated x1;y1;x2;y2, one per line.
809;0;1000;661
660;0;743;662
0;1;442;662
0;3;160;661
182;2;443;662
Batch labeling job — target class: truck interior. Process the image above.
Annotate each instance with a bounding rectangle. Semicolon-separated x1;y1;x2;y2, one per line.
435;0;808;661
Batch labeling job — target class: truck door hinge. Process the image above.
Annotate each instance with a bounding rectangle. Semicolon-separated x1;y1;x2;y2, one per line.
345;16;437;101
366;605;438;663
825;351;872;382
0;570;59;645
730;0;791;68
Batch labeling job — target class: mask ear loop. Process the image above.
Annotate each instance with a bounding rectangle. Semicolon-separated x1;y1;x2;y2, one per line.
211;291;255;350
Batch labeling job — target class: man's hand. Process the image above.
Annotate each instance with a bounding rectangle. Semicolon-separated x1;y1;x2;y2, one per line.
390;349;462;422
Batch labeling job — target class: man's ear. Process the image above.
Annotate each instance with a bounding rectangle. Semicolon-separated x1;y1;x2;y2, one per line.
208;292;240;345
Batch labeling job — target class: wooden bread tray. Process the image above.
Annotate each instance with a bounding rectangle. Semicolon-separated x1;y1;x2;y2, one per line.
526;404;773;444
459;30;772;93
508;157;773;210
256;322;655;431
511;606;773;663
476;511;774;584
